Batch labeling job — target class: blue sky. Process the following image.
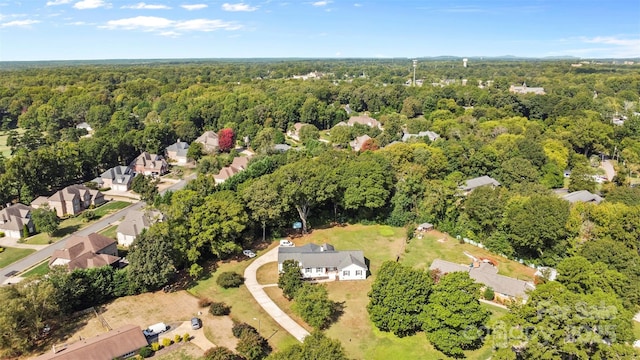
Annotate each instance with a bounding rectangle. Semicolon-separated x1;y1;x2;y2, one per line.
0;0;638;61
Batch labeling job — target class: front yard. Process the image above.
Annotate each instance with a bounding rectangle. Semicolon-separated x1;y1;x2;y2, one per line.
0;247;35;268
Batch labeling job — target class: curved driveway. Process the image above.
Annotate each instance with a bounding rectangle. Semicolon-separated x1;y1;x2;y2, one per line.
244;247;309;342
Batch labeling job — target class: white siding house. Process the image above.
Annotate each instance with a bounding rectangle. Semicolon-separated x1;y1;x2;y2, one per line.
278;243;367;281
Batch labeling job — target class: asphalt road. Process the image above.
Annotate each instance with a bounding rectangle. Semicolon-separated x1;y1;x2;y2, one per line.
0;176;193;285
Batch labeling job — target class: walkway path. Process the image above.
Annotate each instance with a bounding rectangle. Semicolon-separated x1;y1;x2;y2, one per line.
244;247;310;342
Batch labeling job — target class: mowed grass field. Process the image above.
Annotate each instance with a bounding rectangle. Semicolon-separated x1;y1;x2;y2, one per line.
264;224;532;359
0;247;35;268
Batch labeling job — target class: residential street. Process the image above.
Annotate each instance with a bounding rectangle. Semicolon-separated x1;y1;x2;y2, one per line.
244;247;310;342
0;175;194;285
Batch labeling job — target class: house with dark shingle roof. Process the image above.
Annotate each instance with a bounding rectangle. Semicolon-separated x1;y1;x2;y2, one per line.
93;166;135;192
0;203;35;239
131;151;168;176
116;209;164;247
165;139;190;165
49;233;120;271
460;176;501;194
32;324;147;360
278;243;367;281
429;258;534;301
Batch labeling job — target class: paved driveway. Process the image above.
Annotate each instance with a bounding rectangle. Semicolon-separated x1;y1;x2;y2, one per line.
160;320;215;352
244;247;310;342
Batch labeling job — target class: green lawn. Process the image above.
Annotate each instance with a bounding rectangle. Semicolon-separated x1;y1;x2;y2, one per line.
0;128;25;158
187;247;300;353
21;261;50;278
98;224;118;240
24;201;130;245
0;247;35;268
634;320;640;340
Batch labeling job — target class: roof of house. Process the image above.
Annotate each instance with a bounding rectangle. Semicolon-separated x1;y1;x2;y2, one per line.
347;115;381;128
32;324;148;360
273;144;292;152
49;233;118;270
402;131;441;142
278;243;367;271
133;152;167;172
562;190;604;204
417;222;433;229
461;176;501;191
195;131;219;147
166;140;190;158
350;134;371;151
0;203;32;231
117;209;164;237
214;155;252;182
45;185;103;204
429;259;534;299
101;166;131;180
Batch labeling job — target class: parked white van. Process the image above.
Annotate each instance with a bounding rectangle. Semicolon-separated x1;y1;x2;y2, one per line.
143;322;168;337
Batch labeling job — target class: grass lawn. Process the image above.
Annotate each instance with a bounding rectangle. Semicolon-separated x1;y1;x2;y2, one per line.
21;260;50;278
155;342;203;360
24;201;130;245
0;128;25;158
98;224;118;240
258;224;532;359
256;262;278;285
634;320;640;340
188;247;300;353
0;247;35;268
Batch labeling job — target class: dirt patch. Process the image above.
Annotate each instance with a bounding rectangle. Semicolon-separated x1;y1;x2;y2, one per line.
204;315;237;350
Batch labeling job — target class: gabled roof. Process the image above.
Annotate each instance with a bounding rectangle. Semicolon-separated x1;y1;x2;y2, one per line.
133;152;167;171
117;209;164;237
461;176;500;192
214;156;252;182
402;131;440;142
429;259;534;299
347;115;381;128
45;184;102;203
50;233;118;270
562;190;603;204
350;134;371;151
195;131;219;148
101;166;131;180
32;324;147;360
166;140;190;157
278;243;366;271
0;203;33;231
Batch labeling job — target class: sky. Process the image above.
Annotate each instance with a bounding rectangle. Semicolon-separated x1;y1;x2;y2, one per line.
0;0;639;61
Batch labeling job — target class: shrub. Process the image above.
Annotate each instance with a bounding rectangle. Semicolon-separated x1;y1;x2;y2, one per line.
174;334;182;343
161;338;173;348
0;231;5;238
232;323;257;339
139;346;153;357
198;297;213;308
81;210;97;221
204;346;239;360
0;247;4;253
483;287;495;301
210;301;231;316
236;330;271;360
217;272;244;288
151;342;161;351
182;333;190;342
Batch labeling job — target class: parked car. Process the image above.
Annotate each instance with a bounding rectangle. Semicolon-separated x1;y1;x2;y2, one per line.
279;239;294;247
191;317;202;330
242;249;256;258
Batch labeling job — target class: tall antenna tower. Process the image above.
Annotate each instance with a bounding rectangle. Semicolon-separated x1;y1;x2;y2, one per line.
412;59;417;86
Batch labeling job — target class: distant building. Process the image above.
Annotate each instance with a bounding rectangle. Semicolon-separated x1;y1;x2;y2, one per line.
165;140;190;165
278;243;367;281
131;152;168;176
93;166;135;192
460;176;501;194
213;155;251;184
509;82;545;95
347;115;382;129
401;130;440;143
31;185;105;218
349;134;371;152
0;203;35;239
562;190;603;204
195;131;220;154
116;209;164;247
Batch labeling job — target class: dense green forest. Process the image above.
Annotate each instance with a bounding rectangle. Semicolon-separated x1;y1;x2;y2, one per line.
1;59;639;358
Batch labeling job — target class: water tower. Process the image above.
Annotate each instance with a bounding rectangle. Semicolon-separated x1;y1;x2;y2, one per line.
463;58;468;68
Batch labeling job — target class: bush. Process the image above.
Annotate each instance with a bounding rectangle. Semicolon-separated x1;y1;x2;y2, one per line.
217;272;245;288
0;247;4;253
232;322;257;339
198;297;213;308
151;342;161;351
204;346;239;360
81;210;97;221
236;330;271;360
182;333;190;342
483;287;495;301
0;231;5;238
210;301;231;316
139;346;153;358
174;334;182;343
161;338;173;348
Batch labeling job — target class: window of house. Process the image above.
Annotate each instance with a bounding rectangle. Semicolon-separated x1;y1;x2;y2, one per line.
356;270;362;276
316;267;322;273
343;270;350;277
305;268;311;273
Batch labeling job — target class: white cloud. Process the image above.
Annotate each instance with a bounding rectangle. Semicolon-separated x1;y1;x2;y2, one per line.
582;35;640;48
46;0;72;5
101;16;242;34
312;1;330;6
222;3;258;12
181;4;208;11
121;2;171;10
0;19;41;28
353;3;361;7
73;0;110;9
66;21;92;25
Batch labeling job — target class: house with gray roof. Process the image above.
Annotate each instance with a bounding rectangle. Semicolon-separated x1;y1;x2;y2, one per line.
278;243;367;281
0;203;34;239
93;166;135;192
562;190;603;204
430;258;534;301
165;140;190;165
116;209;164;247
460;176;501;194
401;130;441;143
195;131;219;154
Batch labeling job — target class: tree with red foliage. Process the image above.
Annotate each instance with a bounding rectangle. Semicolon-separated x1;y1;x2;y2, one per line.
360;138;379;152
218;128;235;152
